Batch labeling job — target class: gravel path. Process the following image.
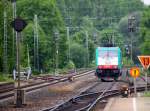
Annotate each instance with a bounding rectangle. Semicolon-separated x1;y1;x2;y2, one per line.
0;73;96;111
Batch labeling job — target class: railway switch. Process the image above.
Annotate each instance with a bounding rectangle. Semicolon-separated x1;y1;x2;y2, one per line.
120;85;130;97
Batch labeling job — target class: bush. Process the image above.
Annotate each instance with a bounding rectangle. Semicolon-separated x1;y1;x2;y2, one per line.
143;92;150;97
89;60;96;68
0;74;14;82
66;60;75;69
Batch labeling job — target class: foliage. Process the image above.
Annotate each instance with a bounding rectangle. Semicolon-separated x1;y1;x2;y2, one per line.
70;43;87;68
99;28;124;45
122;57;134;66
22;22;48;70
65;60;75;69
0;2;3;72
140;7;150;55
57;0;144;29
0;74;14;82
16;0;67;72
0;0;148;76
0;1;14;73
143;92;150;97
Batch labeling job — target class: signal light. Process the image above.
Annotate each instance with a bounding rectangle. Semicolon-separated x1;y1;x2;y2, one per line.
125;45;130;56
128;16;136;33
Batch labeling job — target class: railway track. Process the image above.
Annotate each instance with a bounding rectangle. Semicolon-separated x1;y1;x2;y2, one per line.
32;68;92;81
42;82;117;111
42;80;150;111
0;69;94;100
0;82;14;94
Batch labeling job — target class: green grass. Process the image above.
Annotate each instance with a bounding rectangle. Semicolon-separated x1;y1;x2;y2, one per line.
143;92;150;97
0;74;14;82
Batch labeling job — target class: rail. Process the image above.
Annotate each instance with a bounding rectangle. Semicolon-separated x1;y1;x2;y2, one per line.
0;70;94;100
43;83;150;111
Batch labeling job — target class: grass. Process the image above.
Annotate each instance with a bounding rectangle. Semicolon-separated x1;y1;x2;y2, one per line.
0;74;14;82
143;92;150;97
32;68;78;77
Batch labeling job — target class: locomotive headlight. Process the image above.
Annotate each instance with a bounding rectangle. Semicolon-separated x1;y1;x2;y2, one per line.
113;70;119;73
98;70;102;73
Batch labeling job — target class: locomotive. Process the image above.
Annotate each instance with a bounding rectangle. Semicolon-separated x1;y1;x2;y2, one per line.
95;47;122;81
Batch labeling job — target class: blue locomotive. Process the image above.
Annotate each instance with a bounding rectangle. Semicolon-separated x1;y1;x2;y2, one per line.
95;47;122;81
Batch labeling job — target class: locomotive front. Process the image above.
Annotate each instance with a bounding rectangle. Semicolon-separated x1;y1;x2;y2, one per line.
95;47;122;81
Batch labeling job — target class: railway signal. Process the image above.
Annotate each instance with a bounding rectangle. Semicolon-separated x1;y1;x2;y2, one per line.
128;16;136;63
130;67;140;97
11;18;27;32
130;67;140;78
128;16;136;33
125;45;130;56
11;18;27;107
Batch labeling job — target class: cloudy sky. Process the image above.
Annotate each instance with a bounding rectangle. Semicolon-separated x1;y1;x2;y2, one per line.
142;0;150;5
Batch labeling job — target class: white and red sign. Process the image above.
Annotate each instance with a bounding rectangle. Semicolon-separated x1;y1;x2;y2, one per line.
138;56;150;69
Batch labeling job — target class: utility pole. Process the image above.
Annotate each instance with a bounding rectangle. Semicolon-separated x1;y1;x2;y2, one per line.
67;27;70;62
128;15;136;64
112;32;115;46
16;32;21;88
27;44;30;68
54;29;59;75
34;14;39;71
12;0;17;67
66;26;80;61
93;32;97;45
3;8;8;74
131;39;133;63
85;31;89;67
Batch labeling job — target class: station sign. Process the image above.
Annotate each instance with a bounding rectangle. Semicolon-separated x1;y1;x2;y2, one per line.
138;56;150;69
130;67;140;78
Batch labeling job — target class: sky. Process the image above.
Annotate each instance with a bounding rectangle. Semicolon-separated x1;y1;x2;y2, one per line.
141;0;150;5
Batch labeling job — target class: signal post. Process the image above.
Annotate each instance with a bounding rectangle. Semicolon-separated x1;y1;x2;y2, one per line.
130;67;140;97
12;18;27;107
138;56;150;92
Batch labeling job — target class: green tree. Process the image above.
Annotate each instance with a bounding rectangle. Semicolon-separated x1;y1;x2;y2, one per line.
0;1;4;72
140;7;150;55
70;43;87;68
16;0;67;72
0;1;14;73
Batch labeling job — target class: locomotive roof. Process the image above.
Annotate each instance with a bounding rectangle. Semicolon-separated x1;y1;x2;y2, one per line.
96;47;120;50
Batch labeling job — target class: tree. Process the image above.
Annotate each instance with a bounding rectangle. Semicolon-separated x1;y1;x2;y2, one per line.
140;7;150;55
0;1;14;73
70;43;87;68
16;0;67;72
